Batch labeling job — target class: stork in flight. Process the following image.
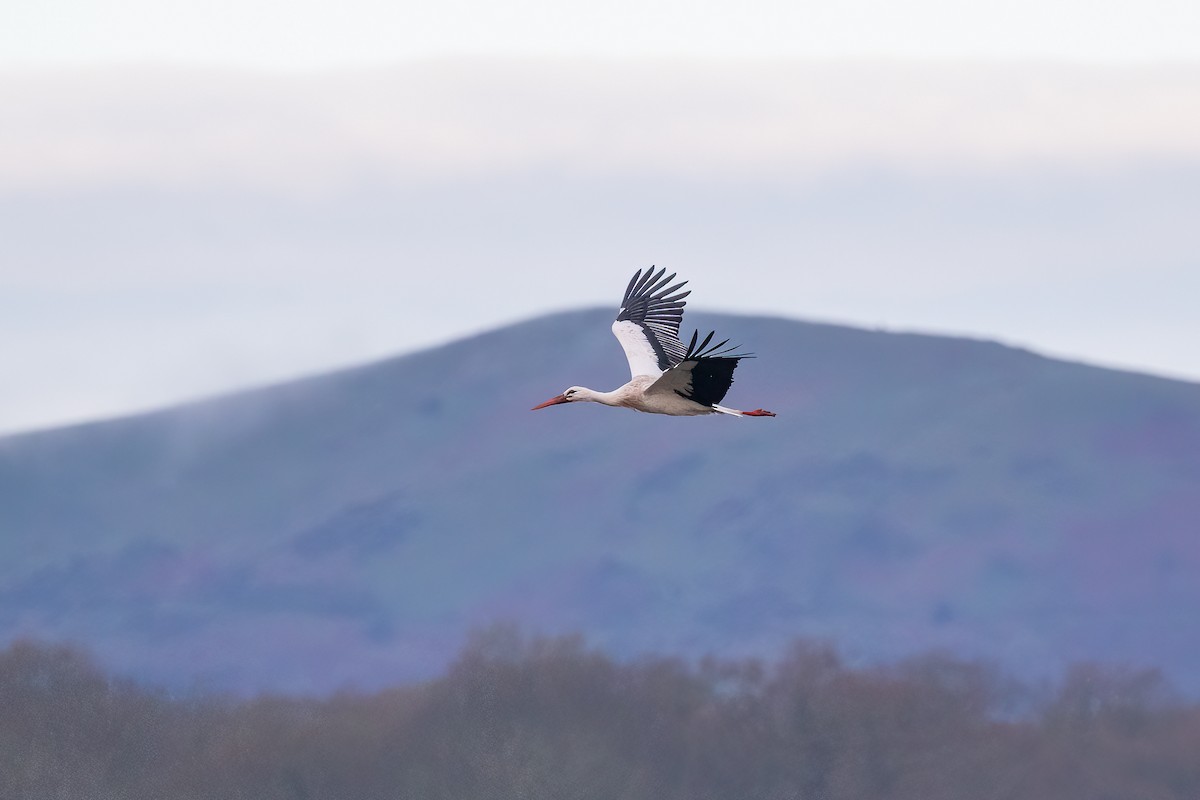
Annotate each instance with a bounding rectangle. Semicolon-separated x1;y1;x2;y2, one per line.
532;267;776;417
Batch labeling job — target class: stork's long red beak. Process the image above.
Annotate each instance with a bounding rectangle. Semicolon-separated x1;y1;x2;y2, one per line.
531;394;570;411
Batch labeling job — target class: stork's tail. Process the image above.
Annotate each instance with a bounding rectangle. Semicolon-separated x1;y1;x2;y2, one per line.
712;405;776;418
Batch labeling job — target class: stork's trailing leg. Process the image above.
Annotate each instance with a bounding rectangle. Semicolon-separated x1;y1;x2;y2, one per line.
711;404;776;417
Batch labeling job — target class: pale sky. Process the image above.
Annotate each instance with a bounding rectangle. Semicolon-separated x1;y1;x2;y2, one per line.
1;2;1199;435
4;0;1200;69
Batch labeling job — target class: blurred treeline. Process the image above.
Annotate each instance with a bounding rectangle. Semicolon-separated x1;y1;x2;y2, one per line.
3;630;1199;800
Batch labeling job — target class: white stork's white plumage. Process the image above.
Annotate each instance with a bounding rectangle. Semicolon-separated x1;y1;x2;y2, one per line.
532;267;776;418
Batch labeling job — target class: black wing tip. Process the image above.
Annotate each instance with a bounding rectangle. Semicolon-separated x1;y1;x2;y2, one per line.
621;266;689;307
682;328;753;361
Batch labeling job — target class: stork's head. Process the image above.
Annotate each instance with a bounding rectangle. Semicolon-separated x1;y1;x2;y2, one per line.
531;386;583;410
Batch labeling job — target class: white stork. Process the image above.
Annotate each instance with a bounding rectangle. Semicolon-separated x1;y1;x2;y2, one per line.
532;267;776;417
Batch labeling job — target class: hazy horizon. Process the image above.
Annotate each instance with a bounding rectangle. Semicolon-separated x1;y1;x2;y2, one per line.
5;302;1200;440
3;57;1198;435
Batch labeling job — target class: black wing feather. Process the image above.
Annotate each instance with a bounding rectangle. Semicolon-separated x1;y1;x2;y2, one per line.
671;328;754;407
615;266;692;371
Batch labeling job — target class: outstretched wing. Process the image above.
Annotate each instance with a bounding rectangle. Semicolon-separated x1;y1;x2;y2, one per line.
646;329;752;407
611;266;691;378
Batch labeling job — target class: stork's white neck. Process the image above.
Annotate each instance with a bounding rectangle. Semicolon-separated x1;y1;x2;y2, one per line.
574;387;623;407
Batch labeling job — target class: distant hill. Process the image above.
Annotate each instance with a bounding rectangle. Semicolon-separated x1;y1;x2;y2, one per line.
2;310;1198;693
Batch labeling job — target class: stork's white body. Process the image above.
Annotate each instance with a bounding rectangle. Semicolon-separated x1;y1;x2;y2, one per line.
532;268;775;418
561;376;726;417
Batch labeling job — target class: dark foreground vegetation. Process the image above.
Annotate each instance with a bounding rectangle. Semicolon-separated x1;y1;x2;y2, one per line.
2;631;1199;800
